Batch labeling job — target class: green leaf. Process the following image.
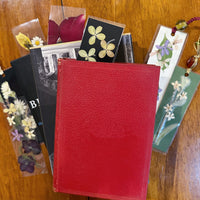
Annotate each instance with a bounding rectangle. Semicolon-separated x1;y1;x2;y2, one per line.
14;115;22;126
157;34;173;62
162;65;167;71
154;123;178;145
160;34;168;46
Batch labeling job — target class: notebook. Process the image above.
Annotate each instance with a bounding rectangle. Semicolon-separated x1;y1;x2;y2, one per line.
53;59;160;200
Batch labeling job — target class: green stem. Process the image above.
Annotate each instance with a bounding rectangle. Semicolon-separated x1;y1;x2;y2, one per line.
108;39;115;44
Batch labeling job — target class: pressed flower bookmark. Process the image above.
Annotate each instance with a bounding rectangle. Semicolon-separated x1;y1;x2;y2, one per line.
48;5;86;44
12;19;46;56
77;16;125;62
153;66;200;153
0;68;47;176
145;25;187;110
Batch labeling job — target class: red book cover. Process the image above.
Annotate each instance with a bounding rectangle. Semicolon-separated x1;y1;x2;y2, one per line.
53;59;160;200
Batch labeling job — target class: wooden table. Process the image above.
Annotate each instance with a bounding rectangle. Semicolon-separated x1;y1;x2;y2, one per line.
0;0;200;199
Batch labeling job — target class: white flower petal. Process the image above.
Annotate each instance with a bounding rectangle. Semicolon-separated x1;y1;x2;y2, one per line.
0;66;3;75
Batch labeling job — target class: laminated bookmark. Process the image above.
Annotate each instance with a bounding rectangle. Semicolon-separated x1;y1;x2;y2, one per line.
48;4;86;44
10;55;45;144
0;67;47;176
146;25;187;110
12;19;46;56
77;16;125;63
153;66;200;153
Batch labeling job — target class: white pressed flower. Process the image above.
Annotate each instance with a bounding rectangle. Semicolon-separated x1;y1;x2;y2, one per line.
14;99;27;115
180;75;191;90
171;80;182;91
22;116;37;129
22;117;30;127
26;130;35;139
7;116;16;126
159;58;171;65
149;50;159;57
31;36;44;47
1;81;12;99
24;126;30;133
157;58;171;70
29;116;37;129
164;104;173;113
172;35;183;50
3;103;16;115
0;66;3;75
179;92;187;100
166;112;175;121
157;52;162;60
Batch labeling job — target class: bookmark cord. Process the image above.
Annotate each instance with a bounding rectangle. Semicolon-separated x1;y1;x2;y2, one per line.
171;17;200;36
171;17;200;76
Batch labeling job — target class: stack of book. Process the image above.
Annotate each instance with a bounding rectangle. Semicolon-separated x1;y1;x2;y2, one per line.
0;15;161;200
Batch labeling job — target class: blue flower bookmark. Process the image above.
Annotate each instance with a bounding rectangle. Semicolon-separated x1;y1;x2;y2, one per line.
146;25;188;110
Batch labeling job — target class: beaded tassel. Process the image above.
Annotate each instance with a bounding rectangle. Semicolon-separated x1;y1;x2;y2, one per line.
171;17;200;36
185;37;200;76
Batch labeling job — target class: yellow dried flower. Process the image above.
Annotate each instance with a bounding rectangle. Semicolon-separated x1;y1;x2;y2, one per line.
15;32;33;50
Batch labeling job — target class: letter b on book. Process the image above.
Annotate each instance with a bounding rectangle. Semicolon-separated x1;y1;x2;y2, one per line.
29;98;40;109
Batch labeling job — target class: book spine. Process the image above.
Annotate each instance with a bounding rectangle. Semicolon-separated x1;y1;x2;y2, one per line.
53;58;63;192
123;34;134;63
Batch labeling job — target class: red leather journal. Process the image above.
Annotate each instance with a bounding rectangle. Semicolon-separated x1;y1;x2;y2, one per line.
53;59;160;200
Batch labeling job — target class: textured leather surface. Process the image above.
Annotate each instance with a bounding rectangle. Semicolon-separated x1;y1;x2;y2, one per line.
53;59;160;200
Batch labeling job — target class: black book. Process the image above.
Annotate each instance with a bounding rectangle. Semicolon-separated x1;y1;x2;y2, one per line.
10;55;45;143
30;41;81;171
115;33;134;63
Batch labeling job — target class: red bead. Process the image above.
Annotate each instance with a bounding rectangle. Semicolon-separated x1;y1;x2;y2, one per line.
186;56;195;68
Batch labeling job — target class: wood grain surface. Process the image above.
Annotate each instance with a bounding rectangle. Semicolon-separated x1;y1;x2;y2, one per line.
0;0;200;199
